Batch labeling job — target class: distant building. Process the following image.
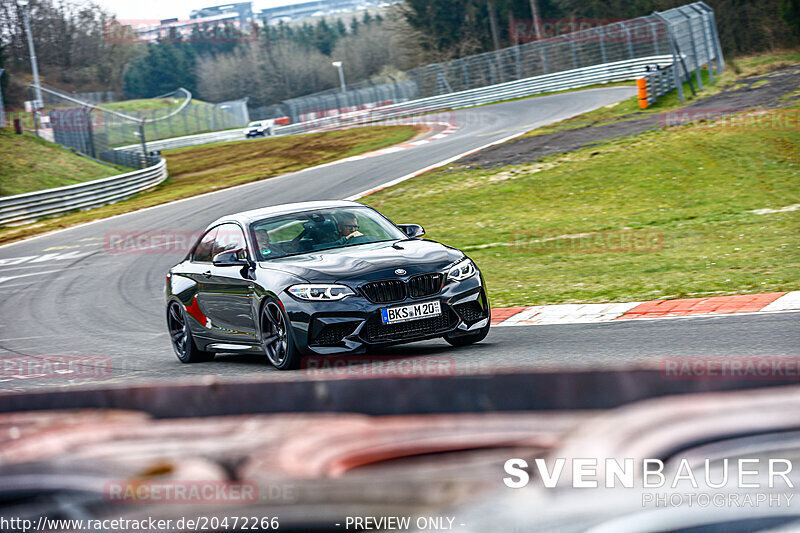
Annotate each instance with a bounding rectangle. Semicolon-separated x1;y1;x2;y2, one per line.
259;0;398;25
132;2;255;43
190;2;254;24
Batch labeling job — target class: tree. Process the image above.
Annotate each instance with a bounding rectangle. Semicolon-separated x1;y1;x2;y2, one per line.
123;40;196;98
335;19;348;38
781;0;800;34
311;18;336;55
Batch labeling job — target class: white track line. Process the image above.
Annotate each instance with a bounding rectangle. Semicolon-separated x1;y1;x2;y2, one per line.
345;129;530;201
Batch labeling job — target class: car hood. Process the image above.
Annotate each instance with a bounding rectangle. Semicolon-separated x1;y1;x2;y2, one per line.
257;240;464;283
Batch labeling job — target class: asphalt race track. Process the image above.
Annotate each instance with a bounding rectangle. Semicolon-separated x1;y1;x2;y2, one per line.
1;86;797;392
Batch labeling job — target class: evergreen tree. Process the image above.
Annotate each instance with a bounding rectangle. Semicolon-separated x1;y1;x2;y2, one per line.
123;40;196;98
781;0;800;33
335;19;348;37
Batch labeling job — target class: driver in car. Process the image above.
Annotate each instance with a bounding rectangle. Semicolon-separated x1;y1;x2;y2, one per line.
254;228;277;258
335;213;364;241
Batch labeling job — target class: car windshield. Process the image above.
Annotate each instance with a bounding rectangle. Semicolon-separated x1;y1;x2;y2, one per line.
250;207;407;261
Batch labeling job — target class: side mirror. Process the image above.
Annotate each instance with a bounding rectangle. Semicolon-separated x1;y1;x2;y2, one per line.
213;249;250;267
398;224;425;239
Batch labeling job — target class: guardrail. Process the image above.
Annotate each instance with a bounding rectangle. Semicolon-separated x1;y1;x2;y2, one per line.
118;55;675;153
3;56;677;227
116;129;244;153
638;64;679;108
280;55;675;135
0;159;168;227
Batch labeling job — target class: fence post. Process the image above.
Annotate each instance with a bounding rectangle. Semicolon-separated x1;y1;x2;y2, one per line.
0;69;5;128
650;22;660;55
482;55;497;85
459;59;470;90
85;108;96;158
698;2;724;74
539;41;549;74
680;9;703;90
653;11;685;103
569;38;578;68
623;22;635;59
690;4;715;82
596;28;607;64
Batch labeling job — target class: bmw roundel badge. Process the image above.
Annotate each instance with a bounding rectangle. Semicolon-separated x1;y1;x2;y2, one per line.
395;269;407;276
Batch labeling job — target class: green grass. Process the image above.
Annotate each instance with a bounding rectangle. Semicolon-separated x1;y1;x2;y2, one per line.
363;107;800;307
729;49;800;76
0;130;127;197
0;125;420;245
103;98;199;113
523;68;721;138
7;96;235;148
521;49;800;139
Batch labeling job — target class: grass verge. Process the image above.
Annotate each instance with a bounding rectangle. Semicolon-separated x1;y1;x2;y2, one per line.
521;49;800;138
362;107;800;307
0;130;127;197
0;125;419;246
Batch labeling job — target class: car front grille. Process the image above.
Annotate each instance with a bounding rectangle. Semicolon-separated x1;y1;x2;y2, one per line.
362;273;444;304
310;322;358;347
408;273;444;299
454;301;487;324
361;280;407;304
364;312;453;343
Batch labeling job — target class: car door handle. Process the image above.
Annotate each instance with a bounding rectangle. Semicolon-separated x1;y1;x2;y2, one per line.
202;271;212;279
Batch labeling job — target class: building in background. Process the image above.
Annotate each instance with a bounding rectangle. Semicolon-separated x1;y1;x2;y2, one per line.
131;2;255;43
259;0;399;25
190;2;254;23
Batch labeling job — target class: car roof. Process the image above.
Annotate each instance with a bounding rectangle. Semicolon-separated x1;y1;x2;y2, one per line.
206;200;367;229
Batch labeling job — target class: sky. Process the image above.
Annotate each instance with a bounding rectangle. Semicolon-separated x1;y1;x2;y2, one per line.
94;0;308;21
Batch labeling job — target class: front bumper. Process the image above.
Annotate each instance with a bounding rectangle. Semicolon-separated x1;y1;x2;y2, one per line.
282;275;489;355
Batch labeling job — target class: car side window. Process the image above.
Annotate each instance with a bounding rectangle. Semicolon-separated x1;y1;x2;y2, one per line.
192;228;218;263
213;224;248;261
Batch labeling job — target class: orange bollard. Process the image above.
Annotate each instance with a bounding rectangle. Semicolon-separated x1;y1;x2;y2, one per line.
637;78;649;109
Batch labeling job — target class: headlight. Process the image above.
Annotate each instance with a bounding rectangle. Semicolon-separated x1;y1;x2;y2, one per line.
448;258;477;282
287;284;355;301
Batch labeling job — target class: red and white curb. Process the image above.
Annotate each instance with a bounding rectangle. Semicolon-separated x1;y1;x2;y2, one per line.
491;291;800;326
340;121;460;161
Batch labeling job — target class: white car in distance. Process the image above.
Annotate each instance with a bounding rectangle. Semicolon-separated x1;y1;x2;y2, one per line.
244;120;275;138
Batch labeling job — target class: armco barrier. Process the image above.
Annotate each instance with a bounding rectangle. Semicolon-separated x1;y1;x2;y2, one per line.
120;55;675;153
281;55;675;135
0;159;168;226
638;64;679;108
2;57;678;226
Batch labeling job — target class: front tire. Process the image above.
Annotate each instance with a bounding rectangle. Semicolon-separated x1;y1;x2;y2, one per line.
444;324;490;347
167;301;215;363
261;298;299;370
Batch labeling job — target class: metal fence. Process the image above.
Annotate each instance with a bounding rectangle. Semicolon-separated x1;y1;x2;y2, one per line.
653;2;724;102
87;97;249;150
0;159;168;226
279;76;419;123
70;91;121;104
279;2;721;122
282;56;675;135
19;86;250;168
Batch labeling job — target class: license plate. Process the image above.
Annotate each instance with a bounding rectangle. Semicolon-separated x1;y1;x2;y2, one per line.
381;301;442;325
